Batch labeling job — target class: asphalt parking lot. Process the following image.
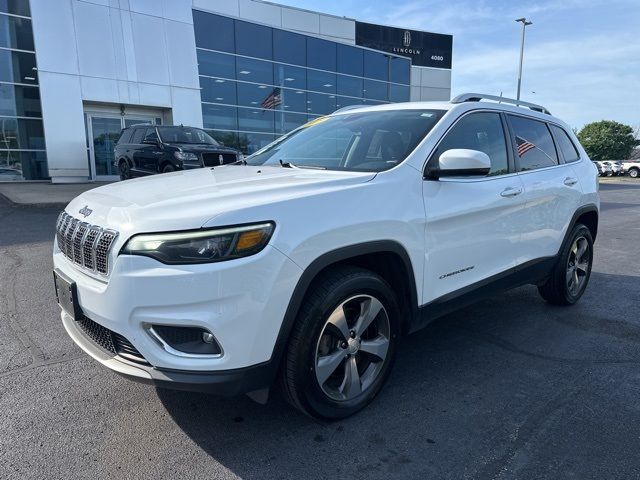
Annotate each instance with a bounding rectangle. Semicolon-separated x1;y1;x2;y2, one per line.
1;181;639;480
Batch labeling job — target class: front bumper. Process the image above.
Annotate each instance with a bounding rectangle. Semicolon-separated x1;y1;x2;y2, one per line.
54;239;302;391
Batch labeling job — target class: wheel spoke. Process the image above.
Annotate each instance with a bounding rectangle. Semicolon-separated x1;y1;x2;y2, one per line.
576;239;588;263
354;297;384;337
359;336;389;362
576;261;589;274
572;270;579;290
326;306;350;341
316;349;346;385
566;268;574;285
340;356;361;398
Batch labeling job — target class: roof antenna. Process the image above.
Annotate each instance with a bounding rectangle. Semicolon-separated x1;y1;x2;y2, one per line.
498;91;503;103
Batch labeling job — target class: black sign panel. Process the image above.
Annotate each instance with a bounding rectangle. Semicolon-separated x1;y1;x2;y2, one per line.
355;22;452;69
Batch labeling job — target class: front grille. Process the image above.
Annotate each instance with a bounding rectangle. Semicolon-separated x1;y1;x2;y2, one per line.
55;212;118;276
202;152;237;166
76;315;149;365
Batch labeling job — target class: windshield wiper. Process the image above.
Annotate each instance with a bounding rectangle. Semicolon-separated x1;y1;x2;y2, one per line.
279;159;326;170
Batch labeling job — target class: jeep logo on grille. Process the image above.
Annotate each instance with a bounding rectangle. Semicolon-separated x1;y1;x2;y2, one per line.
79;205;93;218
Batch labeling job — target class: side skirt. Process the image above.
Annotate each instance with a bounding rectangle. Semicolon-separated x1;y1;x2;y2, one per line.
410;256;557;333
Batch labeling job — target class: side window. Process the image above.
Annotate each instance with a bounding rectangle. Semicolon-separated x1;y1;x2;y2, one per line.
130;128;145;144
433;112;508;175
143;128;158;142
117;129;132;144
550;124;580;162
508;115;558;171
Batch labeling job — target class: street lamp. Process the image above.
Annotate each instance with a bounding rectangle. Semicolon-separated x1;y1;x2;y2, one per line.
515;17;532;101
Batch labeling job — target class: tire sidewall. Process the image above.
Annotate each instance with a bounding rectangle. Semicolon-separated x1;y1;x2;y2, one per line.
559;224;594;304
119;161;130;180
294;273;400;419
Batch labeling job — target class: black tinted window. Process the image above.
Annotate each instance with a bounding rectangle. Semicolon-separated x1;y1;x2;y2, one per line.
118;129;133;144
434;112;508;175
551;125;580;162
273;29;305;65
130;128;145;144
235;20;272;59
509;115;558;171
307;37;336;71
193;11;234;53
143;128;158;142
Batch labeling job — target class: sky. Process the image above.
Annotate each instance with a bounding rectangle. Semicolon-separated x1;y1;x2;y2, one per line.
275;0;640;131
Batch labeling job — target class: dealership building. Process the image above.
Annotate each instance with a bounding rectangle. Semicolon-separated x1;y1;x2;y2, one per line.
1;0;453;183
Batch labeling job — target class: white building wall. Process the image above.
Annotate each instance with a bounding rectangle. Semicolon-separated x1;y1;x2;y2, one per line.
30;0;201;183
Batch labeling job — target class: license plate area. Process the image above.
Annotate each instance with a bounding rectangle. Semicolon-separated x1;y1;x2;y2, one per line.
53;270;80;320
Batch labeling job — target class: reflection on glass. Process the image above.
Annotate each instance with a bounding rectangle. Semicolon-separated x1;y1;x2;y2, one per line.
390;56;410;85
336;75;363;98
197;50;235;79
193;11;234;52
0;84;41;117
239;131;277;155
273;63;306;90
307;70;336;94
235;20;272;59
238;107;274;133
337;44;363;77
275;112;307;135
0;15;34;51
0;50;38;84
91;117;121;176
273;29;306;66
364;50;389;81
0;150;47;181
389;84;410;103
307;92;336;115
202;104;238;131
307;36;336;71
363;79;388;101
200;76;237;105
235;56;273;85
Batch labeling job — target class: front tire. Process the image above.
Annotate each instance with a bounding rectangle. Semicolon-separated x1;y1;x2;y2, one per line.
118;160;131;181
629;168;639;179
281;266;400;419
162;164;175;173
538;224;593;305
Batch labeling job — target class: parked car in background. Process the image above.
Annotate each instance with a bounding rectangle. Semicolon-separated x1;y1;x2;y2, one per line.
621;160;640;178
594;161;613;177
114;125;240;180
603;161;623;176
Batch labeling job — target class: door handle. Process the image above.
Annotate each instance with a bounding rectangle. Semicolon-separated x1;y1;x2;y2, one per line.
564;177;578;186
500;187;523;197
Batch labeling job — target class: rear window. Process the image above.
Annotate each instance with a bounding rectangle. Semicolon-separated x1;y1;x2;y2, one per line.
117;128;133;144
130;128;145;144
509;115;558;171
550;124;580;162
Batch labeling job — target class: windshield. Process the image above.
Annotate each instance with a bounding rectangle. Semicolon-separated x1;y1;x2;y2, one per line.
246;109;445;172
157;126;218;145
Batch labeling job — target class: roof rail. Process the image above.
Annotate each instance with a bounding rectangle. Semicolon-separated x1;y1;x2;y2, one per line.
451;93;551;115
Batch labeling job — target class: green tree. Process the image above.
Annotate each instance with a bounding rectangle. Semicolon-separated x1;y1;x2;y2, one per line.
577;120;639;160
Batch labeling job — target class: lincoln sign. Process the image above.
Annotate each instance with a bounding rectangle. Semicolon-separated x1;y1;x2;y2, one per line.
355;21;453;69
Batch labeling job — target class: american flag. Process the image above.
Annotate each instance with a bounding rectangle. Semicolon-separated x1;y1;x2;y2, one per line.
261;87;281;109
516;135;536;157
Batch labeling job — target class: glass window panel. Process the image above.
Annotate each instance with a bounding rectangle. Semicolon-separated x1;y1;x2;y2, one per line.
237;82;281;109
307;37;336;71
363;50;388;81
0;50;37;84
336;75;362;98
0;84;41;117
273;29;306;66
193;11;234;53
0;117;44;149
0;1;31;16
236;56;273;85
273;63;306;90
389;56;410;84
239;132;277;155
235;19;272;59
0;150;48;181
335;96;364;110
238;107;274;133
207;130;239;150
197;50;235;79
550;124;580;162
307;70;335;94
0;15;34;51
509;115;558;171
202;104;237;131
389;84;410;102
363;79;387;101
281;87;306;113
200;77;236;105
337;44;363;77
130;128;145;144
306;92;336;116
276;112;307;135
434;112;509;176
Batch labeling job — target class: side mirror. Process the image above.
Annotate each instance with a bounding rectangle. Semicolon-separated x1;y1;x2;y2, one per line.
427;149;491;179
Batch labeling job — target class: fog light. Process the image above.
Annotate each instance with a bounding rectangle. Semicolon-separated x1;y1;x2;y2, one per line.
202;331;215;344
150;325;222;356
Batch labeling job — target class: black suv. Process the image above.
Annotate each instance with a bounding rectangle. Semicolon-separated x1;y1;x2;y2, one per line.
114;125;240;180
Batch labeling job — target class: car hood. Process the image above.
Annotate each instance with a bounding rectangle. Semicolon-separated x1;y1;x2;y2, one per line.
65;165;376;235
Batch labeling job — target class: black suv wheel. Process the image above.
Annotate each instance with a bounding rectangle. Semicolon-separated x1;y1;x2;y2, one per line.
118;160;131;181
281;266;399;419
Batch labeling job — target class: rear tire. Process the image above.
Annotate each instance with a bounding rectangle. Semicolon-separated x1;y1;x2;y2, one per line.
538;224;593;305
162;164;175;173
281;266;399;419
118;160;131;180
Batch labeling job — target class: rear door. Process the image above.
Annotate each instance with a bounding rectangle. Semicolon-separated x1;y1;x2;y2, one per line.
422;111;528;303
136;127;162;173
507;114;583;264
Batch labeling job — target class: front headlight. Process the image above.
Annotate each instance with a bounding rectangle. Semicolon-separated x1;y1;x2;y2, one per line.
121;222;274;264
174;151;199;162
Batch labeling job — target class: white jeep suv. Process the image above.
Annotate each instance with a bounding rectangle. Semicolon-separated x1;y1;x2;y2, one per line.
53;94;599;419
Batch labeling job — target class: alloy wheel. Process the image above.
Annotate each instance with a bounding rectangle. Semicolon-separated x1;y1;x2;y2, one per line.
314;294;391;401
566;236;590;296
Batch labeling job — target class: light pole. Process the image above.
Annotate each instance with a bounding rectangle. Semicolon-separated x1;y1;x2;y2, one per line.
515;17;532;101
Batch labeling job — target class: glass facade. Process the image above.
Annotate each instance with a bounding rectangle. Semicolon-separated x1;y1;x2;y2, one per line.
193;10;411;154
0;3;47;181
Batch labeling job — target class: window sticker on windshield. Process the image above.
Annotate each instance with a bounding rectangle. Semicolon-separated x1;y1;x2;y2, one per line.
303;116;329;128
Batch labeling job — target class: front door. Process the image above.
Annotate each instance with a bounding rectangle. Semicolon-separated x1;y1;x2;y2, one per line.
422;111;528;303
87;113;159;180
